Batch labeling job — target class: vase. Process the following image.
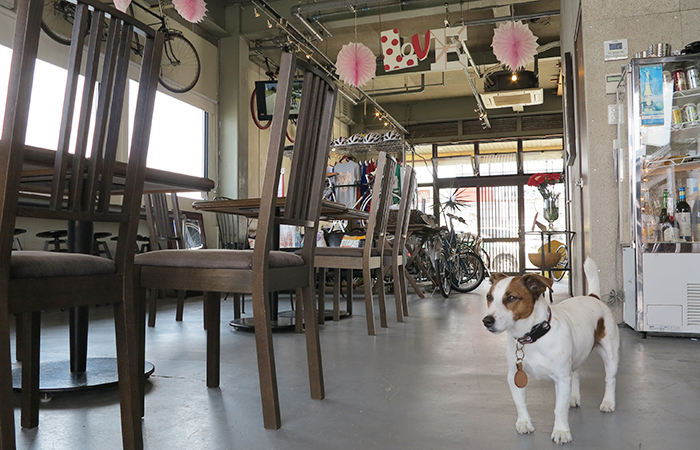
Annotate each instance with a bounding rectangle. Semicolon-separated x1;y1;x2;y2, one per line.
542;196;559;231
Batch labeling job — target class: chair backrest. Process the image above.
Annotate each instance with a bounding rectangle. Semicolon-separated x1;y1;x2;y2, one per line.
363;151;398;257
254;53;338;266
144;193;186;250
393;165;417;256
213;196;248;249
0;0;164;270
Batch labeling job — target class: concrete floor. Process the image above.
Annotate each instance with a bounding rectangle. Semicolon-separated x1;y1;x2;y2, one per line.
8;282;700;449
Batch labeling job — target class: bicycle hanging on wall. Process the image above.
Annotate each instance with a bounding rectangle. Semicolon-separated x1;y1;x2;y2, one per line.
41;0;201;93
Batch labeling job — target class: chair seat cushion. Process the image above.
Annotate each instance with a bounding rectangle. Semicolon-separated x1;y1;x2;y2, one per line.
11;251;116;279
134;249;304;269
313;247;381;258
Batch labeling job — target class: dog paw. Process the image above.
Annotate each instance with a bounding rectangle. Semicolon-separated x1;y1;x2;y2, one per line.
515;419;535;434
551;428;572;444
599;399;615;412
569;394;581;408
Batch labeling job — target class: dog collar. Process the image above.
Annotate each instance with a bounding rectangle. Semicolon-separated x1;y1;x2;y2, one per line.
515;306;552;345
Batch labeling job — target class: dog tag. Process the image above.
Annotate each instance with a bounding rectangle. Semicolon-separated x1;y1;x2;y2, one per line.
514;362;528;388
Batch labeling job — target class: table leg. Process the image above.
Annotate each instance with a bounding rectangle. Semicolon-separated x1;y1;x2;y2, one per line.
67;220;93;373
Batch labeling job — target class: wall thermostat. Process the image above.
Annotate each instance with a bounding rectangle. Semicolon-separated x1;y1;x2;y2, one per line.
604;39;628;61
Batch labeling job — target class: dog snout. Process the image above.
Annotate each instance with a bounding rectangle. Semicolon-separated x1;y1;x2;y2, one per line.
482;315;495;328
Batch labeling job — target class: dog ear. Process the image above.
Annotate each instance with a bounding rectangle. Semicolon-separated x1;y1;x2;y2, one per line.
521;274;554;298
490;273;508;284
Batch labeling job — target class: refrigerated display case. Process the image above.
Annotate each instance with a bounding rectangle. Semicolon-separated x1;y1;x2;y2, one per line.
618;54;700;334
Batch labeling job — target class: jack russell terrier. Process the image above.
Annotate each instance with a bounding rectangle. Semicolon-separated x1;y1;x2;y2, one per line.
482;258;619;444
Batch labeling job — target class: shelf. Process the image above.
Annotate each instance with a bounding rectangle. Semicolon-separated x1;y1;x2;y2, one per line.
673;86;700;100
644;157;700;175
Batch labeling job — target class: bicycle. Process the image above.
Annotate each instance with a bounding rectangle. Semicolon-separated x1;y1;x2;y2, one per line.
430;213;486;298
41;0;201;93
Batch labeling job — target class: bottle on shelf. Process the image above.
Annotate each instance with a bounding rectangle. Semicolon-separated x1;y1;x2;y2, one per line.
676;187;692;241
659;189;679;242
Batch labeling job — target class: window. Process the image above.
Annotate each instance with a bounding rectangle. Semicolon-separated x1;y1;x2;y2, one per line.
0;44;9;133
128;81;207;197
523;138;564;174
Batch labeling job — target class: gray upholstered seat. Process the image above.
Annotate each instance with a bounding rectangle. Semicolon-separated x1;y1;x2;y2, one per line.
10;251;116;278
135;249;304;269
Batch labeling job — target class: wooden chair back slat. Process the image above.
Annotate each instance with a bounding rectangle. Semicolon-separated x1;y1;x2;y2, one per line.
97;23;133;212
67;9;105;211
84;18;122;213
395;166;417;252
50;3;90;210
145;193;185;250
363;152;397;258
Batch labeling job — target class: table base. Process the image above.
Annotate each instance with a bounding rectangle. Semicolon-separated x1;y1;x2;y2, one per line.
12;357;155;393
230;309;350;332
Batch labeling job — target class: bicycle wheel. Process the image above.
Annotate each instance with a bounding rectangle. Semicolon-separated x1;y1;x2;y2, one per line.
436;251;451;298
41;0;75;45
552;243;568;282
452;252;485;293
159;33;201;93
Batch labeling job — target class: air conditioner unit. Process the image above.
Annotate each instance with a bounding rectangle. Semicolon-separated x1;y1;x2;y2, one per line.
336;95;355;126
481;88;544;111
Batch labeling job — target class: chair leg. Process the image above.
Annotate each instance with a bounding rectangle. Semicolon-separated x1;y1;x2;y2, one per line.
251;284;281;430
333;269;341;322
301;283;324;400
14;313;24;362
392;260;404;323
0;309;17;448
204;292;220;388
399;263;409;317
233;293;241;319
316;268;325;325
362;265;376;335
376;269;388;329
114;294;144;450
147;289;157;328
175;290;185;322
346;269;353;315
20;311;41;429
294;289;303;333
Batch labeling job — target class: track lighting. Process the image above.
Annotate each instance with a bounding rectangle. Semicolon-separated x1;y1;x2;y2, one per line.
267;18;273;28
254;6;260;17
511;72;518;82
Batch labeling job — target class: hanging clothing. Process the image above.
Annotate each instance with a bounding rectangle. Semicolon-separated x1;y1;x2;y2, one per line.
334;159;361;208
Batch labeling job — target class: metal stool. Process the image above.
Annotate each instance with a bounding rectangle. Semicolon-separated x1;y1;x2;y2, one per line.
93;232;113;259
111;234;151;253
13;228;26;251
36;230;68;252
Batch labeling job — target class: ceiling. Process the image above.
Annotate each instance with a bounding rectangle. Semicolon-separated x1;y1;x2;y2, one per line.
242;0;562;105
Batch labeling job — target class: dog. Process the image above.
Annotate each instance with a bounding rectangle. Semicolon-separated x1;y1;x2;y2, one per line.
482;258;619;444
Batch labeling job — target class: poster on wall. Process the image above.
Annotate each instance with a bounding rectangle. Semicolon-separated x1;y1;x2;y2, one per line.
640;65;664;126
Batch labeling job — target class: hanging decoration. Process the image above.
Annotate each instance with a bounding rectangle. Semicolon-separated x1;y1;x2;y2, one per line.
491;20;539;72
114;0;132;13
172;0;208;23
336;42;376;88
380;26;468;73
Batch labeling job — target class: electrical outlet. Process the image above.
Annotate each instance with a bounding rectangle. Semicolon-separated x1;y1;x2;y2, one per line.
608;104;619;125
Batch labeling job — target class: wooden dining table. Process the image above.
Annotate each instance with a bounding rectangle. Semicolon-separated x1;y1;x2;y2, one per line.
192;197;369;330
14;145;215;392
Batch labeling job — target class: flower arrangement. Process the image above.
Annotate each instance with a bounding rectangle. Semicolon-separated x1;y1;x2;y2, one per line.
527;173;563;230
527;172;563;200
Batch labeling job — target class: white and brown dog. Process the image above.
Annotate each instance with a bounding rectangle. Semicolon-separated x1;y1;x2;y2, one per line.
482;258;619;444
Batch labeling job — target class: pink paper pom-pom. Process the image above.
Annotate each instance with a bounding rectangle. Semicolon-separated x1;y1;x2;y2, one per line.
491;21;539;72
172;0;207;23
113;0;132;13
336;42;376;88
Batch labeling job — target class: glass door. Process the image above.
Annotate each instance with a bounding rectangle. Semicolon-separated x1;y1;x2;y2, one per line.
479;185;521;273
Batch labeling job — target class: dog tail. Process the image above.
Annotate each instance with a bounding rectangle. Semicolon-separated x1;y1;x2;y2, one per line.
584;257;600;298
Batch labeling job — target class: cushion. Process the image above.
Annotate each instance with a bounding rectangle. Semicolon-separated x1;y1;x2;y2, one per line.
134;249;304;269
11;251;116;279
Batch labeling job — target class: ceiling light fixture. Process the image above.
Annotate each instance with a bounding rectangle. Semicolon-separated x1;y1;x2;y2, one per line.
254;6;260;17
511;72;518;81
267;18;273;28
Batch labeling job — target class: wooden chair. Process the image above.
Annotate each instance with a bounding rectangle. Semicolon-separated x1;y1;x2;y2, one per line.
135;53;337;429
0;0;163;448
315;151;398;335
385;165;417;322
143;192;209;326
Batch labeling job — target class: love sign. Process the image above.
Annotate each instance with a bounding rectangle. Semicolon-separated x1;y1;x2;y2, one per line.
380;26;469;73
